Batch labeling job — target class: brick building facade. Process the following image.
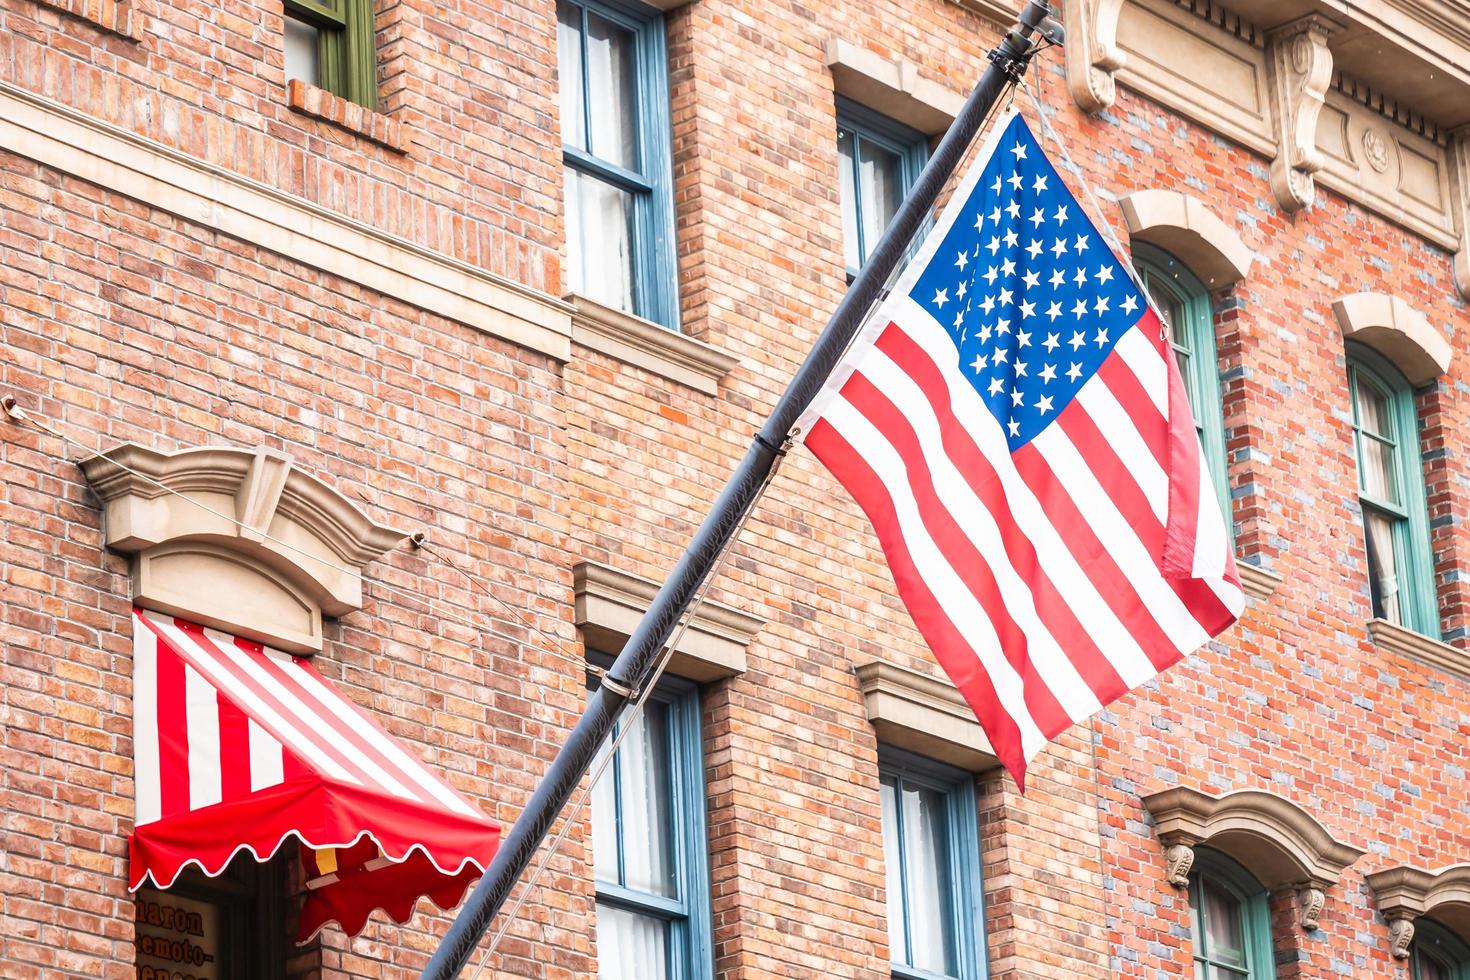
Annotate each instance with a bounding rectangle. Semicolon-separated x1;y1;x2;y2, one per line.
3;0;1469;977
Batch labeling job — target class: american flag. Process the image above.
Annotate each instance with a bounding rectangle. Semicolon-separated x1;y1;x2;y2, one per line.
800;112;1243;788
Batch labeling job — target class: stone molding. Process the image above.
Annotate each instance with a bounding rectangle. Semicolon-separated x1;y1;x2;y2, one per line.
572;561;764;683
0;81;574;362
29;0;136;37
1265;15;1341;213
1331;292;1451;386
78;442;404;653
286;80;411;153
1450;128;1470;302
1366;864;1470;956
852;659;998;772
1237;562;1282;603
1142;787;1364;928
1367;618;1469;683
824;38;965;136
567;294;738;396
1119;190;1254;287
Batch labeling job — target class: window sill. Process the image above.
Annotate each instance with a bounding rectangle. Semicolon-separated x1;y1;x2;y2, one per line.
567;294;738;396
1237;561;1282;604
286;80;410;154
1367;618;1469;682
30;0;138;38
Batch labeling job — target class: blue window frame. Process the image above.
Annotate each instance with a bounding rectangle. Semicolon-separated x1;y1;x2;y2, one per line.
1135;243;1230;527
1188;849;1275;980
557;0;679;328
1412;920;1470;980
590;671;712;980
836;98;927;280
878;747;986;980
1347;344;1437;635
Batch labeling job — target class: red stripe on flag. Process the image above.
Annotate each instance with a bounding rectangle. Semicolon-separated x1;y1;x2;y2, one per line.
806;417;1030;784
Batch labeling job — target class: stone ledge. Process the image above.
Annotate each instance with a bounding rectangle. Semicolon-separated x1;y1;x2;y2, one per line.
1119;189;1255;288
852;659;998;772
572;561;764;683
287;80;410;154
824;38;964;136
0;81;573;361
1332;292;1451;386
1238;562;1282;603
568;294;738;396
30;0;137;39
1368;618;1469;682
1365;864;1470;956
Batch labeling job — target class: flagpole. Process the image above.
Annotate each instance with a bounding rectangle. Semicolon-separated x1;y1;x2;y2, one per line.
421;4;1059;976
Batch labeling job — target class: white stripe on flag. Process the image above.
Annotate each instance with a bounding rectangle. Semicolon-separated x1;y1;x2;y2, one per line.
1074;380;1168;523
248;719;285;793
823;394;1050;759
131;618;162;826
184;663;223;811
1113;329;1168;418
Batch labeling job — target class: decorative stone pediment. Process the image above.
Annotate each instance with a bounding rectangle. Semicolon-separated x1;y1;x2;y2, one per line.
1142;787;1364;929
79;443;404;653
852;659;998;772
1366;865;1470;957
573;561;764;683
1119;190;1254;287
1332;292;1451;386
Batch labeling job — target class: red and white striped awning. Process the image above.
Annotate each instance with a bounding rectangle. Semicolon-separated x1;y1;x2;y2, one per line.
129;608;500;940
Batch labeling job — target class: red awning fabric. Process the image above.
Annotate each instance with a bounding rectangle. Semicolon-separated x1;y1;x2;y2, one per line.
129;609;500;940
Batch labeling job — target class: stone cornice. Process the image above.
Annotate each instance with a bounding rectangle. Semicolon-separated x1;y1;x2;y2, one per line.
1367;618;1469;683
0;81;574;361
852;659;998;772
567;295;738;396
1366;864;1470;955
1237;562;1282;603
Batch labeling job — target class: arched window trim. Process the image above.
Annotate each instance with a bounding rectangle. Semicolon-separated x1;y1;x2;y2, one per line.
1133;242;1231;528
1413;918;1470;980
1346;342;1438;637
1190;847;1276;980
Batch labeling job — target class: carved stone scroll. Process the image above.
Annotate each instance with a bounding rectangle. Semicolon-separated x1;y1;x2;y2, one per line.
1064;0;1128;114
1297;886;1326;931
1450;126;1470;301
1388;917;1416;959
1165;844;1196;887
1265;15;1339;213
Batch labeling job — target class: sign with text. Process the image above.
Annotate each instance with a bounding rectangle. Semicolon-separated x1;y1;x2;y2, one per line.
134;891;221;980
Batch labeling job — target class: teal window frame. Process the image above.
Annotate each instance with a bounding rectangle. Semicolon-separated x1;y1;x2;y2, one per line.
878;746;987;980
1188;849;1275;980
589;667;713;980
1412;919;1470;980
1347;343;1438;636
284;0;377;110
558;0;680;329
836;98;928;280
1135;243;1230;527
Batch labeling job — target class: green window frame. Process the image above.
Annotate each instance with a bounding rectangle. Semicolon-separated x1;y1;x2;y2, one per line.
1412;920;1470;980
589;669;713;980
284;0;377;110
1188;849;1275;980
836;98;927;281
1347;344;1437;635
557;0;680;328
878;747;987;980
1135;243;1230;526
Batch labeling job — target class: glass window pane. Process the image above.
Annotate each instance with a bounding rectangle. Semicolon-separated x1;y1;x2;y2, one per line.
596;902;669;980
615;700;676;897
1357;433;1399;504
284;15;321;87
591;734;619;884
857;137;902;268
901;782;957;976
1354;375;1395;440
1364;509;1402;623
880;776;908;966
557;2;586;152
837;127;861;273
585;11;639;170
565;167;635;313
1202;879;1247;967
1415;948;1453;980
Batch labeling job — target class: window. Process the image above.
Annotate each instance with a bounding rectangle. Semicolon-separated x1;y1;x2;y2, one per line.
1188;850;1274;980
878;748;985;980
591;672;712;980
1136;243;1230;524
135;855;290;979
1413;921;1470;980
1348;345;1436;634
558;0;678;327
836;98;926;279
283;0;377;109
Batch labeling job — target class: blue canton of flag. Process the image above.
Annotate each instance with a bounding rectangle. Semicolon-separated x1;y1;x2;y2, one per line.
912;117;1149;450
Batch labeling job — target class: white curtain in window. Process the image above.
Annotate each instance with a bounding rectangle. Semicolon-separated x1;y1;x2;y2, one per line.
596;902;668;980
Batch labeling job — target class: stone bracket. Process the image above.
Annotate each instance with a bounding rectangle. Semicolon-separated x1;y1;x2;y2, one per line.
1388;917;1415;959
1450;126;1470;302
1265;15;1340;213
1063;0;1128;114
